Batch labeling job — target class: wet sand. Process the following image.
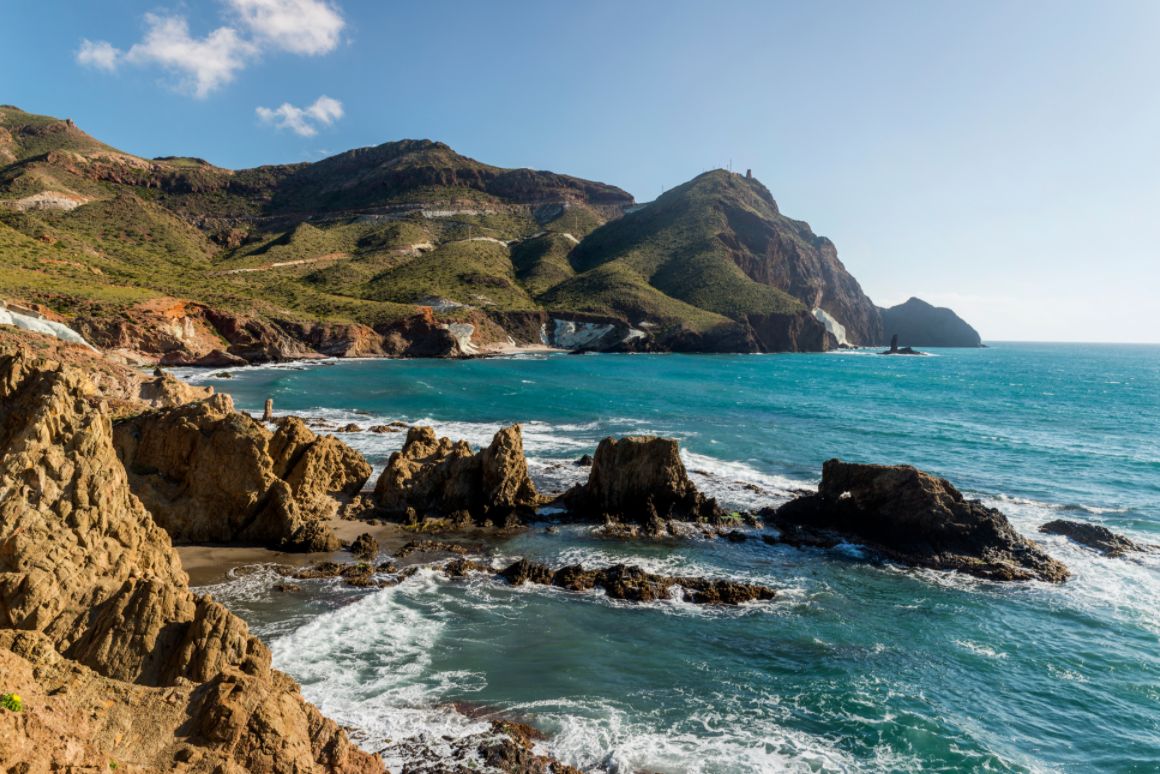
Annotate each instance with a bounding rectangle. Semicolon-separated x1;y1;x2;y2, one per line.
178;519;415;586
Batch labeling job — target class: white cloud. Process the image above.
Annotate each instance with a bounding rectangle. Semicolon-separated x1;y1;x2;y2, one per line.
125;14;256;98
256;95;344;136
226;0;345;56
76;39;122;72
76;1;346;98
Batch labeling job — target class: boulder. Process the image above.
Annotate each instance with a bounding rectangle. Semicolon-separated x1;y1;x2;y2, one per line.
0;351;381;772
1039;519;1145;557
113;396;370;550
350;532;380;560
768;459;1069;582
563;435;723;528
373;425;541;524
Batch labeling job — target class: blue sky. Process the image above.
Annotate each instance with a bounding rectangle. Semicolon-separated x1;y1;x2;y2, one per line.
2;0;1158;342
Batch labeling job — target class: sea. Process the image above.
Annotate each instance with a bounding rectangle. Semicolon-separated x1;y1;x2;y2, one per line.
182;343;1160;773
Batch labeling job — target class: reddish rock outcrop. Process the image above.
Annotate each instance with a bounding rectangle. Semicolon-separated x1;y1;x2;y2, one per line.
113;396;371;550
0;327;211;414
0;351;382;772
374;425;541;525
768;459;1070;582
563;435;724;531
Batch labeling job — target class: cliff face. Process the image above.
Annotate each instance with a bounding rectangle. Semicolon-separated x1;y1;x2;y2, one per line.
879;297;982;347
0;351;383;771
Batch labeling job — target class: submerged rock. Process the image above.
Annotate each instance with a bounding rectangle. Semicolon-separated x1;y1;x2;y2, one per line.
1039;519;1145;557
768;459;1069;582
563;435;724;529
0;351;381;772
373;424;542;525
113;396;371;551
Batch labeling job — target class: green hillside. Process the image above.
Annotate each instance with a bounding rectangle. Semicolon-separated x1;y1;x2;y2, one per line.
0;105;899;356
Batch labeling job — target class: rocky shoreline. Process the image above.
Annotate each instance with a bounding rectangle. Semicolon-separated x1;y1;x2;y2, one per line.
1;327;1125;771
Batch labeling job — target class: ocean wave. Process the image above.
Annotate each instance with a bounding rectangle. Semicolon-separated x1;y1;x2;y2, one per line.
522;695;868;773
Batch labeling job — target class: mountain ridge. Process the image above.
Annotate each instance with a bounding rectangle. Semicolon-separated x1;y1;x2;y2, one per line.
0;105;978;362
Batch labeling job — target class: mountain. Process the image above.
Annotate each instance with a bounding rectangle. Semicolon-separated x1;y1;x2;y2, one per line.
569;169;884;345
0;105;975;362
880;297;983;347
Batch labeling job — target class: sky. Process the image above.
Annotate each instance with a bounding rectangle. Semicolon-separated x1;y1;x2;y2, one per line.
2;0;1158;343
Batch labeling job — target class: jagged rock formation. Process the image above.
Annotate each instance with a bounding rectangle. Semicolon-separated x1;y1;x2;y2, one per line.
879;297;983;347
768;459;1069;582
113;396;371;550
496;560;777;605
1039;519;1146;557
0;351;382;772
562;435;724;530
373;425;541;525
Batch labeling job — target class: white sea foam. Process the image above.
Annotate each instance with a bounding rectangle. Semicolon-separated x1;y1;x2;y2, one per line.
525;696;868;773
268;569;493;764
954;639;1008;659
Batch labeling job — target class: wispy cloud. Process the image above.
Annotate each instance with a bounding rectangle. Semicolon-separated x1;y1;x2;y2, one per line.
75;0;346;98
257;95;344;136
76;39;121;72
124;14;257;98
227;0;345;56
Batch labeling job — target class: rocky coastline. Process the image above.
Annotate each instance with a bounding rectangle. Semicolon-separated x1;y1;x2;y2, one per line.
0;327;1102;770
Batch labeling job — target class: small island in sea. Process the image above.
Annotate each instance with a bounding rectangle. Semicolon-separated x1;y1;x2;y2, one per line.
1;3;1157;772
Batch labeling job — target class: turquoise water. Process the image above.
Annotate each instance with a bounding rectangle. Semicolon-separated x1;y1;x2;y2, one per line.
189;344;1160;772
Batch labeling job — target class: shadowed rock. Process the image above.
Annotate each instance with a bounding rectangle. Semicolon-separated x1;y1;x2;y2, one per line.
113;397;371;551
562;435;724;532
768;459;1069;582
1039;519;1145;557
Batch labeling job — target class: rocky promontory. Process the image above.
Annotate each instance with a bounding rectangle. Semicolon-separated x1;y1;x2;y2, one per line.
0;350;382;771
767;459;1069;582
878;297;983;348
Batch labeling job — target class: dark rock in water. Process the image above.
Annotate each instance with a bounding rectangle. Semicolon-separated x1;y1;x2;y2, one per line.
562;435;724;528
373;425;542;526
723;530;748;543
349;532;379;560
492;560;776;605
768;459;1069;582
880;334;923;355
499;558;556;586
1039;519;1143;557
574;453;594;466
337;422;362;432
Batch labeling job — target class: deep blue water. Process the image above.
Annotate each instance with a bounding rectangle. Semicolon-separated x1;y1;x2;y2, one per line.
188;344;1160;772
